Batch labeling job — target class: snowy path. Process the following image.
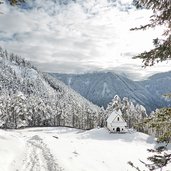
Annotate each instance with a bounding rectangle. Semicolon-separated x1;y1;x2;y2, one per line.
11;134;63;171
1;127;171;171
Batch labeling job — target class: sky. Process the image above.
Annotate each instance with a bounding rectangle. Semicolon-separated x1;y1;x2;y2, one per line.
0;0;170;80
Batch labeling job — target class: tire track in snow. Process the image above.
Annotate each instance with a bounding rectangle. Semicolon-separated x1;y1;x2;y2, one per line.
17;135;63;171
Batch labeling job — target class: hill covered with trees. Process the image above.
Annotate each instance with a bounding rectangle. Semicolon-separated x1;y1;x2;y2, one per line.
0;47;100;129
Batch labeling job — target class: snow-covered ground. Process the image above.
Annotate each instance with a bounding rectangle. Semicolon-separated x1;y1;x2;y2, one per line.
0;127;170;171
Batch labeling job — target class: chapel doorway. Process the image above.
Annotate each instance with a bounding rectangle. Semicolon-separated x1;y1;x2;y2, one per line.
116;127;120;132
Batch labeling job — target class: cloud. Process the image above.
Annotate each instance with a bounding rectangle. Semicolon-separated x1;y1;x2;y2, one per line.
0;0;170;80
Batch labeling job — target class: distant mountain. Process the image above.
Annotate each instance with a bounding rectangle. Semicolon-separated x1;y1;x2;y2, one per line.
139;71;171;105
50;72;165;112
0;47;100;129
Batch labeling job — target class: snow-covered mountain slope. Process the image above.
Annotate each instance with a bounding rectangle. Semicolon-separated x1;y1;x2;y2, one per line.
0;48;100;129
139;71;171;104
50;72;164;112
1;127;170;171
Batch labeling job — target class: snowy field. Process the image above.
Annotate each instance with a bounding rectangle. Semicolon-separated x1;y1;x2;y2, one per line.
0;127;170;171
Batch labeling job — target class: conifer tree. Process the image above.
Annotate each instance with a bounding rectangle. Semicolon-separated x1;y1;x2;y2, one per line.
129;1;171;168
132;0;171;66
128;108;171;171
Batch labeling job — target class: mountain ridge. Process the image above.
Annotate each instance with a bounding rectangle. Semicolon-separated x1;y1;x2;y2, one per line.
50;71;170;112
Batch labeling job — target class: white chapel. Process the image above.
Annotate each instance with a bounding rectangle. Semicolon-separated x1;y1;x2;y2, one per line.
107;109;128;133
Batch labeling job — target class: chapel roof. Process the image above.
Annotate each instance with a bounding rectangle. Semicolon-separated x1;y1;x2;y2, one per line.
107;109;124;123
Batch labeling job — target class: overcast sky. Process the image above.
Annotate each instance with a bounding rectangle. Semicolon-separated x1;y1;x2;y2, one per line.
0;0;170;80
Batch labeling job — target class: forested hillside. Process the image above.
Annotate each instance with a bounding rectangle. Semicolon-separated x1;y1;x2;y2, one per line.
0;47;100;129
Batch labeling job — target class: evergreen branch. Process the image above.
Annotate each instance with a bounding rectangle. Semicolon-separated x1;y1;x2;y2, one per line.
133;35;171;66
132;0;171;66
128;161;141;171
163;93;171;99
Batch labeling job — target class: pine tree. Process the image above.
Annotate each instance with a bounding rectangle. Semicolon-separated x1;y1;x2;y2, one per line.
9;92;27;128
98;107;106;127
130;1;171;167
131;0;171;167
129;108;171;171
132;0;171;66
144;108;171;143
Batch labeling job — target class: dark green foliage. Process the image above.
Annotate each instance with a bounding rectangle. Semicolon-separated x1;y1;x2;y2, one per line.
8;0;25;6
147;106;171;169
128;108;171;171
128;145;171;171
148;108;171;143
132;2;171;165
128;161;141;171
140;145;171;171
132;0;171;66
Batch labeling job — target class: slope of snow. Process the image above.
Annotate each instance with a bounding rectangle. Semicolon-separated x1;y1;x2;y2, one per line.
1;127;170;171
0;130;25;171
102;82;110;97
